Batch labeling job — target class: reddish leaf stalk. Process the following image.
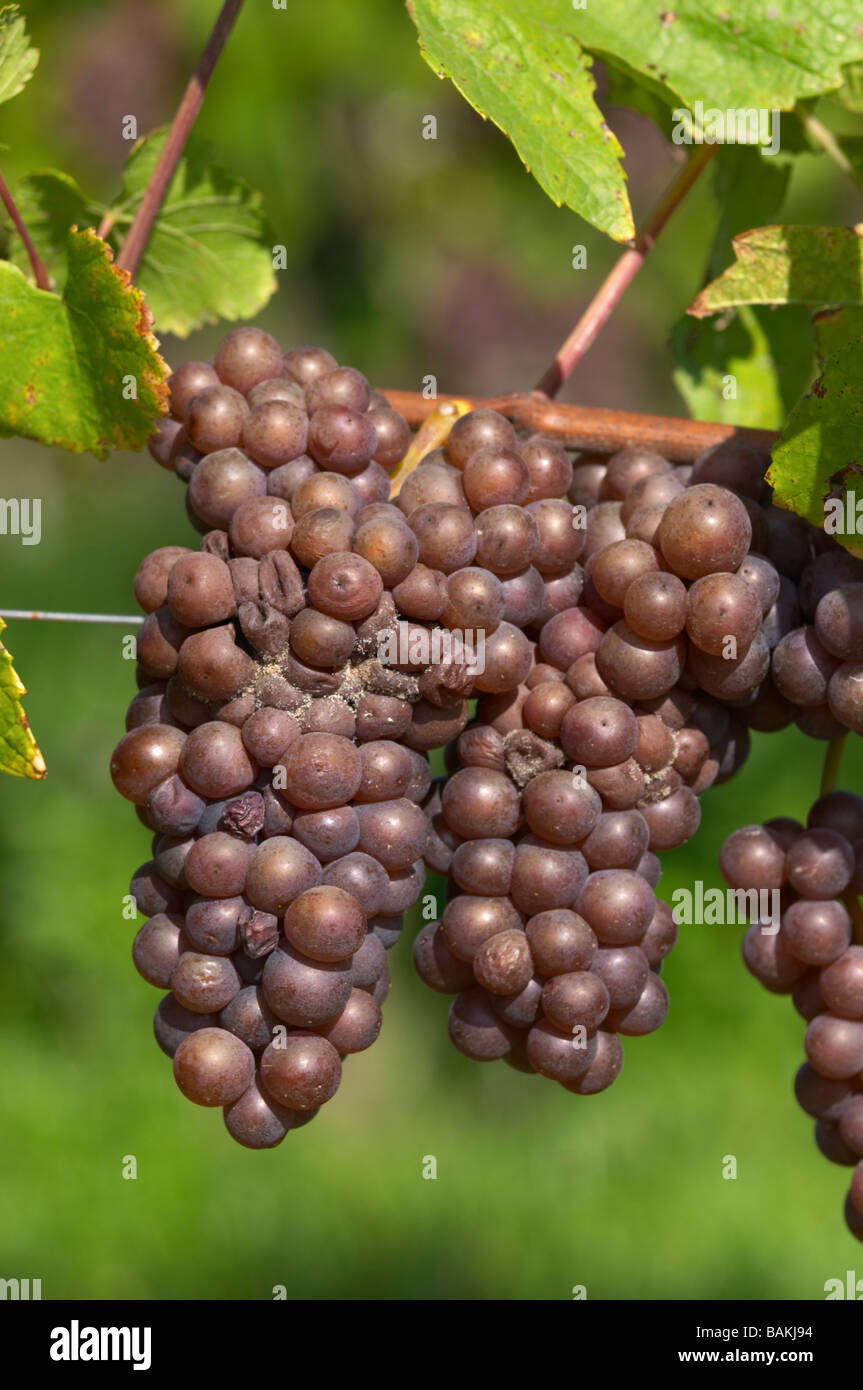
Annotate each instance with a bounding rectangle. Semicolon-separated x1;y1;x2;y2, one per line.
536;144;718;398
116;0;246;277
0;168;52;290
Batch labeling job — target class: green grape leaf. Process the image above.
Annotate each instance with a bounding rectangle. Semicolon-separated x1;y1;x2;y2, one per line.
0;227;169;457
838;61;863;112
0;619;46;779
105;129;278;336
569;2;863;113
688;226;863;318
673;304;813;430
407;0;634;243
3;169;97;289
0;4;38;107
814;304;863;361
768;337;863;549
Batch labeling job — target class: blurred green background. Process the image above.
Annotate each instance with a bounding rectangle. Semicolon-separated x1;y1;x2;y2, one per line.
1;0;863;1301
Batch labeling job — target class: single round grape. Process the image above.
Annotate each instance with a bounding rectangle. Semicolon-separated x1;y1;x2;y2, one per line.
260;1033;342;1108
441;895;523;961
501;565;547;626
794;1061;855;1121
169;361;220;420
805;1013;863;1079
521;771;601;845
284;885;366;962
606;972;669;1035
474;504;540;576
291;471;360;519
307;404;377;473
291;805;359;862
525;500;586;575
619;471;683;524
166;553;236;628
638;899;676;966
462;445;530;510
111;725;187;805
219;984;279;1052
261;943;351;1026
136;607;191;680
473;622;533;694
171;952;242;1014
367;406;411;468
282;344;338;384
323;852;388;915
522;681;576;740
786;828;854;899
448;988;517;1060
228;495;294;558
583;500;625;559
132;913;185;988
183;832;252;898
577;870;656;946
688;631;770;702
720;824;786;890
239;707;299;768
828;661;863;734
736;553;780;616
491;976;544;1029
442;567;504;633
591;539;660;609
658;484;752;580
808;789;863;842
538;606;605;670
249;377;306;410
581;811;650;871
407;503;478;574
306;551;383;620
510;839;588;915
413;922;475;994
446;409;518;469
560;695;638;768
289;506;354;567
587;758;647;811
565;652;609;700
177;627;255;703
685;572;762;656
392;564;448;621
173;1027;254;1106
521;435;573;502
541;971;609;1032
287;608;354;670
592;945;650;1009
153;994;218;1057
814;1119;859;1166
185;385;249;454
602;448;671;500
244;836;322;914
224;1077;297;1149
741;921;806;994
441;767;520;839
526;1018;598;1082
820;947;863;1020
279;733;361;811
525;909;597;976
353;515;418;587
314;988;382;1053
771;626;838;706
213;327;283;394
560;1030;624;1094
354;797;429;870
596;620;685;702
355;693;412;743
473;929;534;995
814;582;863;661
350;928;388;991
179;721;256;799
306;365;369;415
781;899;852;967
402;699;470;753
131;861;183;917
450;839;515;896
267;455;318;503
396;460;468;515
134;546;193;614
639;787;702;851
636;850;663;890
241;399;308;469
183;896;244;955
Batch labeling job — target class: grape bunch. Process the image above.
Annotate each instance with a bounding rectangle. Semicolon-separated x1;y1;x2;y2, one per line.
112;328;523;1146
414;419;863;1109
722;793;863;1241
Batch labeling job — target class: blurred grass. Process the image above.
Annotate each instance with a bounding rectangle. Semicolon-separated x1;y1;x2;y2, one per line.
1;0;863;1303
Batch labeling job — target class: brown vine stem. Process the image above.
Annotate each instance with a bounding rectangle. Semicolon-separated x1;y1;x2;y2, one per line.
0;168;52;290
535;143;718;398
820;735;848;796
116;0;246;277
380;389;778;462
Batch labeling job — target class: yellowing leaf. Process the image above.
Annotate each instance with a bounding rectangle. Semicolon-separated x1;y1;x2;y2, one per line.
0;617;46;779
